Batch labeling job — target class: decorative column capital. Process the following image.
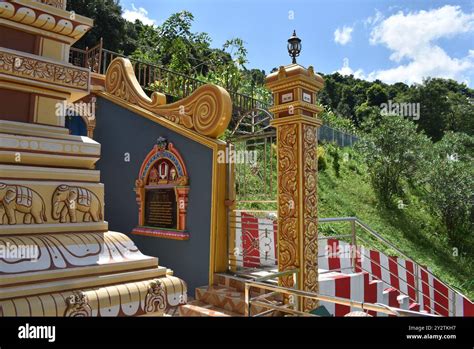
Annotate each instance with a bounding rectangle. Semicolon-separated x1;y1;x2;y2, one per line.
266;64;324;122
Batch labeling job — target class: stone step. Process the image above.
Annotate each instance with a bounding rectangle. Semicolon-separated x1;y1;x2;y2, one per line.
178;300;240;317
196;284;282;316
195;285;247;315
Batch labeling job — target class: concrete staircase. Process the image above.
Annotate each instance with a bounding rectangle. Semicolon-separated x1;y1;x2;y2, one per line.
179;273;281;317
179;270;424;317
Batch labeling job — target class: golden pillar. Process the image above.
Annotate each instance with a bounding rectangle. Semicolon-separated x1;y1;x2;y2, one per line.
266;63;324;311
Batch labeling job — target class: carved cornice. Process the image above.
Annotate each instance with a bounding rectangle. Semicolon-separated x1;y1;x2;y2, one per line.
266;64;324;90
0;47;90;92
0;1;92;40
105;57;232;138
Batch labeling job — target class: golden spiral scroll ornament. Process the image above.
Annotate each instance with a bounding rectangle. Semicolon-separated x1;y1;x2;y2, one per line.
104;58;232;138
105;57;166;109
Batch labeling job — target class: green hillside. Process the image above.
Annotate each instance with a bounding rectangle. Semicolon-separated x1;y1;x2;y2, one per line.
318;143;474;299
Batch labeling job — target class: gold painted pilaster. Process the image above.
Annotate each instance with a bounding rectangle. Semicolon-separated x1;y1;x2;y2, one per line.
267;63;324;312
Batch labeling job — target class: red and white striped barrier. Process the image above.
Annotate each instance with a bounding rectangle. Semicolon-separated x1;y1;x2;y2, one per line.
234;212;277;268
233;212;474;316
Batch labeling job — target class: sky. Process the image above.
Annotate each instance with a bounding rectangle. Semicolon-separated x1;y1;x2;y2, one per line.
120;0;474;87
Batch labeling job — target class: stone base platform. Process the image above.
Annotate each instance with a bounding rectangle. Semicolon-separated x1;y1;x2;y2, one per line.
1;231;187;316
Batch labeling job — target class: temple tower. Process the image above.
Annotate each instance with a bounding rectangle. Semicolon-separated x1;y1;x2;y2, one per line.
0;0;185;316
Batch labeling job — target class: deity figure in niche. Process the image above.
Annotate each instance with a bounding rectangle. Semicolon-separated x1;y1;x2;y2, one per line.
170;168;177;182
148;167;159;185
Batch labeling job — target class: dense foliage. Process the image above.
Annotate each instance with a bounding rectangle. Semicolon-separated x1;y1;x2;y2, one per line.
318;73;474;140
356;115;431;206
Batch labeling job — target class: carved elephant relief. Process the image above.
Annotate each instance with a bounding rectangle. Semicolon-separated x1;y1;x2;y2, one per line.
0;183;47;225
52;185;103;223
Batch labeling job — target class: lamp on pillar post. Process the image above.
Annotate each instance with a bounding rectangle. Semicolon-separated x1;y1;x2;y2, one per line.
266;32;324;312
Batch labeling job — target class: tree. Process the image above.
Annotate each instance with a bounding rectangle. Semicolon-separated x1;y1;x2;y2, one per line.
337;86;357;124
402;78;451;141
445;92;474;136
355;103;379;125
357;114;431;206
366;84;388;107
422;132;474;242
67;0;132;53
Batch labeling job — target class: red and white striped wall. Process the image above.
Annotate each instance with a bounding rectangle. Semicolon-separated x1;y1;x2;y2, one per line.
234;212;277;268
233;212;474;316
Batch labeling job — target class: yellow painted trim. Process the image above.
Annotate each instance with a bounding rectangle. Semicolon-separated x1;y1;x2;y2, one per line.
0;78;70;100
269;101;323;114
271;115;323;128
209;143;228;283
0;164;100;182
0;221;108;236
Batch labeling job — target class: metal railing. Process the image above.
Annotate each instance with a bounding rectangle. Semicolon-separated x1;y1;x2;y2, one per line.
244;269;436;317
318;124;359;147
319;217;463;316
69;44;262;113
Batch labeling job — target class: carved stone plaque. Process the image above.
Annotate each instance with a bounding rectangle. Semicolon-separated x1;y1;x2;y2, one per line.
144;188;177;229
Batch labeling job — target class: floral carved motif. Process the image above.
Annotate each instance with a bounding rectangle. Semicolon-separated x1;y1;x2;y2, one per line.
144;279;167;313
302;124;319;311
105;58;232;138
277;124;299;288
0;49;89;91
65;291;92;317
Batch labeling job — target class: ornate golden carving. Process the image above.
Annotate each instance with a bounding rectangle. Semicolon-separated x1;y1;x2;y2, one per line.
145;279;167;313
65;291;92;317
0;48;89;91
0;183;47;225
276;124;299;288
0;2;91;39
104;57;166;108
302;124;319;311
105;57;232;138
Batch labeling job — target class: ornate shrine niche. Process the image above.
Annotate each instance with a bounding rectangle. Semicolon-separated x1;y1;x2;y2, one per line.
132;138;190;240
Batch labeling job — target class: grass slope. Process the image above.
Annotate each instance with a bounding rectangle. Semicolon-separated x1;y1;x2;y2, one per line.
318;144;474;299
